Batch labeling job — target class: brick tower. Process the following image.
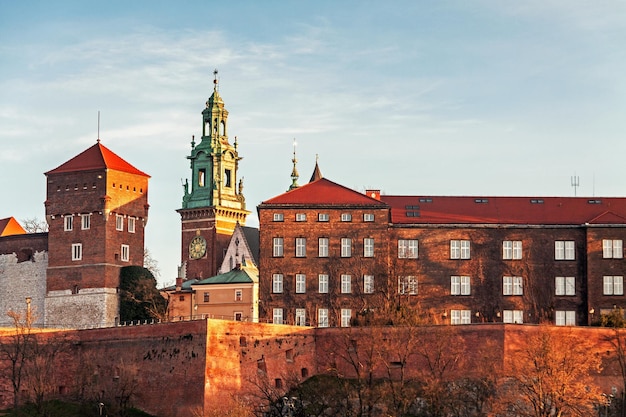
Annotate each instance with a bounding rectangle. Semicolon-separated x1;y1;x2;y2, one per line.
44;141;150;327
178;71;249;279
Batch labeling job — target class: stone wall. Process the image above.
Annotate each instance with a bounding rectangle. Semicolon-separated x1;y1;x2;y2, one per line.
44;287;119;328
0;251;47;327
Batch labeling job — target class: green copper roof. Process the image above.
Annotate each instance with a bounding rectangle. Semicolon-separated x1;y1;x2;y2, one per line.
195;268;256;285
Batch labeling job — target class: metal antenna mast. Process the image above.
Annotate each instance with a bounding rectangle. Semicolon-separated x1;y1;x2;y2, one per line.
571;174;580;197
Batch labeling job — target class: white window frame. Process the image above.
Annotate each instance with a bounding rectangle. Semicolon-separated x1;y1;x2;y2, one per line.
503;276;523;295
318;274;329;293
603;239;624;259
116;214;124;231
555;310;576;326
363;275;374;294
398;276;418;295
451;276;470;295
503;310;524;324
295;308;306;326
81;214;90;230
503;240;522;260
272;274;283;293
295;274;306;293
235;289;243;301
341;309;351;327
295;238;306;257
341;213;352;222
450;240;470;259
555;276;576;296
128;217;136;233
273;213;284;222
71;243;82;261
398;239;418;259
451;309;471;325
273;308;283;324
604;276;624;295
318;308;329;327
341;274;352;293
318;213;329;222
555;240;575;260
341;238;352;257
363;238;374;258
64;215;73;231
121;244;130;262
363;213;375;222
318;238;329;257
272;238;284;257
296;213;307;222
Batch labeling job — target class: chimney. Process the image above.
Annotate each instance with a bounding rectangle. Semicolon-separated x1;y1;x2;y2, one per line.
175;277;182;292
366;189;381;200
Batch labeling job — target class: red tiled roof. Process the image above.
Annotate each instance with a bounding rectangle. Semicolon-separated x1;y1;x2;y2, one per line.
0;217;26;236
381;195;626;225
261;178;388;206
45;142;149;177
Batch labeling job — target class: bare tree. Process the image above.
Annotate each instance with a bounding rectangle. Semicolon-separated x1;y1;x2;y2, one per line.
143;247;161;280
20;217;48;233
0;309;35;408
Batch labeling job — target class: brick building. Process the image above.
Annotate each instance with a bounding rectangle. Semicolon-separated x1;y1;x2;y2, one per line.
258;170;626;327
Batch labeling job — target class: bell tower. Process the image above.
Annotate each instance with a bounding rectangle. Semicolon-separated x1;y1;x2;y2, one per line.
178;71;249;279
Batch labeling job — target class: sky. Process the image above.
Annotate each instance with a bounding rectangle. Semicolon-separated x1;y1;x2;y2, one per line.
1;1;626;286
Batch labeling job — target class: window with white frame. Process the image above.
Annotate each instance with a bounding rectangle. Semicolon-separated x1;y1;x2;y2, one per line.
451;310;471;325
555;310;576;326
603;276;624;295
398;239;418;259
363;213;375;222
503;276;523;295
273;213;284;221
318;213;329;222
555;276;576;296
318;238;329;257
363;238;374;257
295;308;306;326
273;238;284;257
555;240;575;260
503;240;522;260
295;274;306;293
273;308;283;324
318;274;329;293
450;240;470;259
121;244;130;262
81;214;90;230
295;238;306;257
235;289;243;301
116;214;124;231
398;276;418;295
296;213;307;222
341;309;352;327
64;215;73;231
272;274;283;293
341;213;352;222
318;308;329;327
128;217;136;233
341;238;352;257
363;275;374;294
341;274;352;293
603;239;624;259
451;276;471;295
503;310;524;324
71;243;82;261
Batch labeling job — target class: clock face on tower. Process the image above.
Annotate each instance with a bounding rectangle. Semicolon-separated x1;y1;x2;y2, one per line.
189;235;207;259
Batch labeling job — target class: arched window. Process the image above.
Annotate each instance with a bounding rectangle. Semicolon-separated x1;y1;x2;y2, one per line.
220;120;226;136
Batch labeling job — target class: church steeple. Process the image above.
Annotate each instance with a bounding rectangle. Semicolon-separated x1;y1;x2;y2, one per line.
288;139;300;191
309;154;323;182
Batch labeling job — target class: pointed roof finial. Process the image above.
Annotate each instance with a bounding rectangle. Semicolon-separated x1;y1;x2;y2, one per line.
97;111;101;143
289;139;300;191
213;69;219;92
309;154;323;183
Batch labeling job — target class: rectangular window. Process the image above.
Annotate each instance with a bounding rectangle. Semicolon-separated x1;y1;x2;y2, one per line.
341;274;352;293
295;308;306;326
603;276;624;295
273;213;284;221
363;238;374;257
234;312;243;321
503;240;522;259
451;310;471;325
318;308;329;327
128;217;136;233
121;244;130;262
341;213;352;222
398;276;418;295
71;243;82;261
555;310;576;326
272;274;283;293
81;214;90;230
555;276;576;296
398;239;418;259
295;238;306;257
318;238;329;257
295;274;306;293
318;274;329;293
235;289;243;301
198;169;206;187
451;276;471;295
450;240;470;259
503;276;523;295
363;275;374;294
64;215;73;231
273;238;284;257
363;213;375;222
296;213;307;222
603;239;624;259
555;240;575;260
341;309;352;327
203;292;210;302
341;238;352;257
503;310;524;324
116;214;124;231
318;213;329;222
273;308;283;324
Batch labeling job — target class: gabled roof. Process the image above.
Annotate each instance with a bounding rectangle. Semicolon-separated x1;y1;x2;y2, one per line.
45;141;149;177
195;267;256;285
381;195;626;225
0;217;26;237
261;177;388;206
161;278;198;292
242;226;260;266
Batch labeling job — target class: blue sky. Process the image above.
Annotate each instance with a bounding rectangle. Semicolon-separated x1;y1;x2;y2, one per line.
2;1;625;285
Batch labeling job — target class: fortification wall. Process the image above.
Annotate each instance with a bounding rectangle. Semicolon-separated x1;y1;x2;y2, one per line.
0;251;47;327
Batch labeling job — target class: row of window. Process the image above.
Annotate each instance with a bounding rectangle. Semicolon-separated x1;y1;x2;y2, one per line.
273;212;375;222
111;182;144;193
202;290;243;302
272;307;352;327
64;214;137;233
272;273;376;294
273;237;374;258
71;243;130;262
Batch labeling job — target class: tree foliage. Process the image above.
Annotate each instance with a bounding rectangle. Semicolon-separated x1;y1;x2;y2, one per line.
119;266;168;322
20;217;48;233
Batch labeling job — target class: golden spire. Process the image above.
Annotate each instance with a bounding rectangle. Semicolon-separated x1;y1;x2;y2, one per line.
289;139;300;191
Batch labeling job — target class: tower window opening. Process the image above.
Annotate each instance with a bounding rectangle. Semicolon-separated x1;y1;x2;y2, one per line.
220;120;226;136
199;169;206;187
225;169;232;188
